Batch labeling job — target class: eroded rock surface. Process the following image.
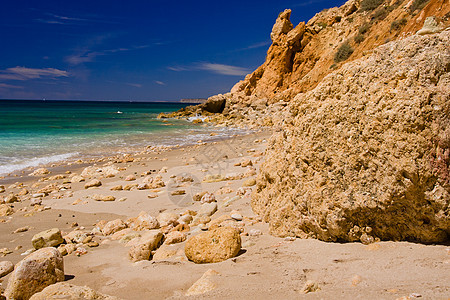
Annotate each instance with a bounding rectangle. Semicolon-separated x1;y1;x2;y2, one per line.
253;30;450;243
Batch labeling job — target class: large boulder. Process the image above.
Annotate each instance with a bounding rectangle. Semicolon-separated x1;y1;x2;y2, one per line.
29;282;120;300
32;228;64;249
5;247;64;300
253;30;450;243
200;95;227;113
185;227;241;264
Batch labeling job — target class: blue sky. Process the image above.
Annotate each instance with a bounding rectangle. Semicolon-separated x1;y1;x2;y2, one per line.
0;0;344;101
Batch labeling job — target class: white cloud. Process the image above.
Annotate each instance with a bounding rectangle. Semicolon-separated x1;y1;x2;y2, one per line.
167;63;250;76
0;67;69;81
154;81;165;85
197;63;250;76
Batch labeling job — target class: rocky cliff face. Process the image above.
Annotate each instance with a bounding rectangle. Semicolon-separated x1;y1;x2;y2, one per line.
231;0;450;104
163;0;449;130
252;29;450;243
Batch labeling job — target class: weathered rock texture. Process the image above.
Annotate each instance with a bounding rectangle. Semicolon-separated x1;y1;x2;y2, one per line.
252;29;450;243
232;0;450;103
29;282;120;300
5;247;64;300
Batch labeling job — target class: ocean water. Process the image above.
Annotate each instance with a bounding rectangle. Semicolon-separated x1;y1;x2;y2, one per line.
0;100;243;175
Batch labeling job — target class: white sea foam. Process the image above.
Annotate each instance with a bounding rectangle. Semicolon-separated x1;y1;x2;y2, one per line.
0;152;78;175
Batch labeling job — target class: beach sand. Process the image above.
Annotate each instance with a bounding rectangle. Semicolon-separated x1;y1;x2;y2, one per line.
0;131;448;299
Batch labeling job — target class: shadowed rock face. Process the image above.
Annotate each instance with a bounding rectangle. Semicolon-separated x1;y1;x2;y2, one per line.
252;30;450;243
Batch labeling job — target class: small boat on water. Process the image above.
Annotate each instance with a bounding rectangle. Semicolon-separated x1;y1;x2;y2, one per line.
117;111;123;114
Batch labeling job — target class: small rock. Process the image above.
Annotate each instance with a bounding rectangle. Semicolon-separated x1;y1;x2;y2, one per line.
132;211;160;230
102;219;127;236
197;202;217;217
0;261;14;277
29;168;50;176
84;179;102;189
351;275;362;286
200;192;216;204
32;228;64;249
242;178;256;187
70;175;85;183
92;194;116;202
0;204;14;216
231;213;243;221
30;198;42;206
177;214;193;225
4;194;18;204
110;185;123;191
164;231;186;245
13;226;30;233
125;174;136;181
128;230;163;262
137;183;149;190
302;280;320;294
170;189;186;196
157;212;178;227
248;229;262;236
193;191;207;202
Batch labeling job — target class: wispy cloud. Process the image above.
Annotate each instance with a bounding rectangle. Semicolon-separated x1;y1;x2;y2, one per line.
168;63;250;76
0;67;69;81
126;83;142;88
167;66;188;72
234;41;271;52
154;81;165;86
0;83;23;89
198;63;250;76
35;11;118;25
66;45;149;65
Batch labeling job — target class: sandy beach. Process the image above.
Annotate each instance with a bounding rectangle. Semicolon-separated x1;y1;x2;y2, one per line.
1;130;448;299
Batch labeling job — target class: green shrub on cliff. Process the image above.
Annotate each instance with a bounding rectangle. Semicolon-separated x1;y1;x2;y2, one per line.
390;18;407;31
360;0;384;12
409;0;430;13
334;42;354;63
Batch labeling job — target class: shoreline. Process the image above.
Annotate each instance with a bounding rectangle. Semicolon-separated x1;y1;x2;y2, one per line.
0;124;259;184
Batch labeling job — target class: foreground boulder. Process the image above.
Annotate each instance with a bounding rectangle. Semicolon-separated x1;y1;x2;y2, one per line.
185;227;241;263
253;30;450;243
29;282;120;300
32;228;64;249
5;247;64;300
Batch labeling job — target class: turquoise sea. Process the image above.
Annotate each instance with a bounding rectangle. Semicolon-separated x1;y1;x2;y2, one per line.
0;100;242;175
